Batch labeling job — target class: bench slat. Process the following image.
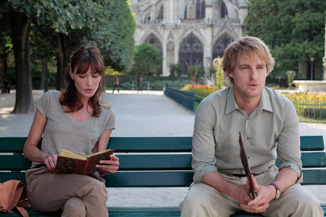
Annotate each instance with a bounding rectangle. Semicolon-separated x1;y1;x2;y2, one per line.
301;152;326;167
0;137;42;152
0;136;323;152
106;171;194;187
1;169;324;186
300;135;325;151
118;154;192;170
1;152;324;170
302;169;326;185
3;205;326;217
0;155;31;170
109;137;192;152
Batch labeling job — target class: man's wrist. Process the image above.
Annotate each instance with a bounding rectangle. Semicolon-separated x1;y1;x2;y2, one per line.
269;183;281;199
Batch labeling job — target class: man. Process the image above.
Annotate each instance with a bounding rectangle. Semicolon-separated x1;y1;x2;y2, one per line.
179;36;323;217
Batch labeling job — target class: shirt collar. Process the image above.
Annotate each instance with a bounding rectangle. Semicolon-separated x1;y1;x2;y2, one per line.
225;86;273;114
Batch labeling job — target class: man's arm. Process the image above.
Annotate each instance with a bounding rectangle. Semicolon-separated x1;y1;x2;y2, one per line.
270;168;298;193
202;171;253;205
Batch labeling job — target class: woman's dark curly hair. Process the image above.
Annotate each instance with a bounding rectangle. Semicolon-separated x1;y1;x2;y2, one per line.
60;46;105;117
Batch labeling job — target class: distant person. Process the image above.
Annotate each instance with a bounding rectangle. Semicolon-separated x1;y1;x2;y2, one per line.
179;36;323;217
137;73;143;92
23;46;119;216
3;78;10;93
112;75;120;93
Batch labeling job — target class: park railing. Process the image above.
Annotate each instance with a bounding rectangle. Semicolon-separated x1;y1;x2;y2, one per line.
281;92;326;123
164;87;195;112
292;99;326;123
131;81;151;92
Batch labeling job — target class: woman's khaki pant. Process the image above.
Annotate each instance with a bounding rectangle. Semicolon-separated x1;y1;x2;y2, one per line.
26;167;108;217
179;170;324;217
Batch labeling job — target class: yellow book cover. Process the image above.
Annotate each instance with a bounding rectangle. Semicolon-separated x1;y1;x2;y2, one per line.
55;149;114;175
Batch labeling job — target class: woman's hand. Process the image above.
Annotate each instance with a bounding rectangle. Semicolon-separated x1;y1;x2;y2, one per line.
41;153;58;172
96;154;120;175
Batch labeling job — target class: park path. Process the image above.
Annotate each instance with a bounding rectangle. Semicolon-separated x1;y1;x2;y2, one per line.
0;90;326;206
0;90;195;137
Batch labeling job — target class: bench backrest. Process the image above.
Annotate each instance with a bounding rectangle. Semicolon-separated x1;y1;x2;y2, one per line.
0;136;325;186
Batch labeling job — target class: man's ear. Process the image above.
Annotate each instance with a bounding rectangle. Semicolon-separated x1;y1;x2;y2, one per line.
228;71;234;78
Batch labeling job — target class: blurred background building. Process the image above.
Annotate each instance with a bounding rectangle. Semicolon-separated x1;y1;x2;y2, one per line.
129;0;248;76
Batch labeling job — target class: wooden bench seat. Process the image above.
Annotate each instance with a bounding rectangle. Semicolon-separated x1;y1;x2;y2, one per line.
0;136;325;216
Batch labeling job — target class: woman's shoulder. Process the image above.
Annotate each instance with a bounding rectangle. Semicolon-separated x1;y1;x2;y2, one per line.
99;101;115;115
99;100;112;110
39;90;61;103
43;90;61;98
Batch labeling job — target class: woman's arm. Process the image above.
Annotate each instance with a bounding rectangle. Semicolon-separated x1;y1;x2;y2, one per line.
94;129;120;174
23;109;58;172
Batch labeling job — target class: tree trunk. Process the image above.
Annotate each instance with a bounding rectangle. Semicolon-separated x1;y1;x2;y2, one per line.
10;11;34;113
101;76;106;92
56;34;70;90
1;47;9;94
40;60;46;90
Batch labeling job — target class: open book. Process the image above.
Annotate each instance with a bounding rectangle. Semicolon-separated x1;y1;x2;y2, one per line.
239;132;256;199
55;149;114;175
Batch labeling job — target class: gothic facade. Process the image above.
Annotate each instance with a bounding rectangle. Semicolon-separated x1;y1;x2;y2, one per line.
129;0;249;76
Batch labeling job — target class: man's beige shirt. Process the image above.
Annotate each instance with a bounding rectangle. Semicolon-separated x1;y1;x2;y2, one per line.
192;86;302;183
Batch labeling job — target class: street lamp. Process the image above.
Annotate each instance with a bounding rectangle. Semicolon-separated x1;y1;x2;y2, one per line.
310;57;314;80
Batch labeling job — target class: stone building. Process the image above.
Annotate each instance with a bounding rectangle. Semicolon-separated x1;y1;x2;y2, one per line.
129;0;249;76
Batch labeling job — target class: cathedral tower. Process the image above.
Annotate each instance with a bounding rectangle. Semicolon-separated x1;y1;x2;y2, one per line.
130;0;248;76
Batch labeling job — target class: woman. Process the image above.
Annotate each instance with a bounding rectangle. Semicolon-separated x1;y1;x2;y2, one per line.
23;46;119;217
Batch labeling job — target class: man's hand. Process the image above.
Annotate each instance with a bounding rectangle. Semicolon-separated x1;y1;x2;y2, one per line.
239;175;275;213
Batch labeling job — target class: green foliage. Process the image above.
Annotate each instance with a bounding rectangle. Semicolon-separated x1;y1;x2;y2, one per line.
1;0;135;90
213;57;224;89
188;65;205;84
131;44;162;76
105;66;120;76
169;63;181;77
245;0;326;75
89;0;136;71
4;0;135;71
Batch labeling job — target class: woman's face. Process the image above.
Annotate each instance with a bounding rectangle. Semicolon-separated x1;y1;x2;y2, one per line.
70;67;102;100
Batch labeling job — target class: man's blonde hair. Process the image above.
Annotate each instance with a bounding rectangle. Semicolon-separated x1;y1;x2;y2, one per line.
222;36;275;84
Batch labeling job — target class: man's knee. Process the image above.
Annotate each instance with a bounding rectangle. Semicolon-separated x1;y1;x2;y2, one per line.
267;186;324;217
179;188;223;217
294;195;323;216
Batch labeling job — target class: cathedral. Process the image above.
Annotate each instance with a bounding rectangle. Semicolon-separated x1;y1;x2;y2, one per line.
129;0;249;76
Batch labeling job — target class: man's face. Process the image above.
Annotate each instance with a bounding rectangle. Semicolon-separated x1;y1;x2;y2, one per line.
229;52;268;100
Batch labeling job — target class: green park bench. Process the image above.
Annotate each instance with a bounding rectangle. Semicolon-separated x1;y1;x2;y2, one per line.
0;136;325;217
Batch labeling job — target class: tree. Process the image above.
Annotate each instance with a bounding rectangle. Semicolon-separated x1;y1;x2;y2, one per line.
169;63;181;77
0;10;12;94
245;0;326;78
1;0;135;113
131;44;162;76
30;24;57;90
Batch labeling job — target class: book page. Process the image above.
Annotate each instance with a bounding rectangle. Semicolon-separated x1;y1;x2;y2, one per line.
87;149;113;158
60;149;87;160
